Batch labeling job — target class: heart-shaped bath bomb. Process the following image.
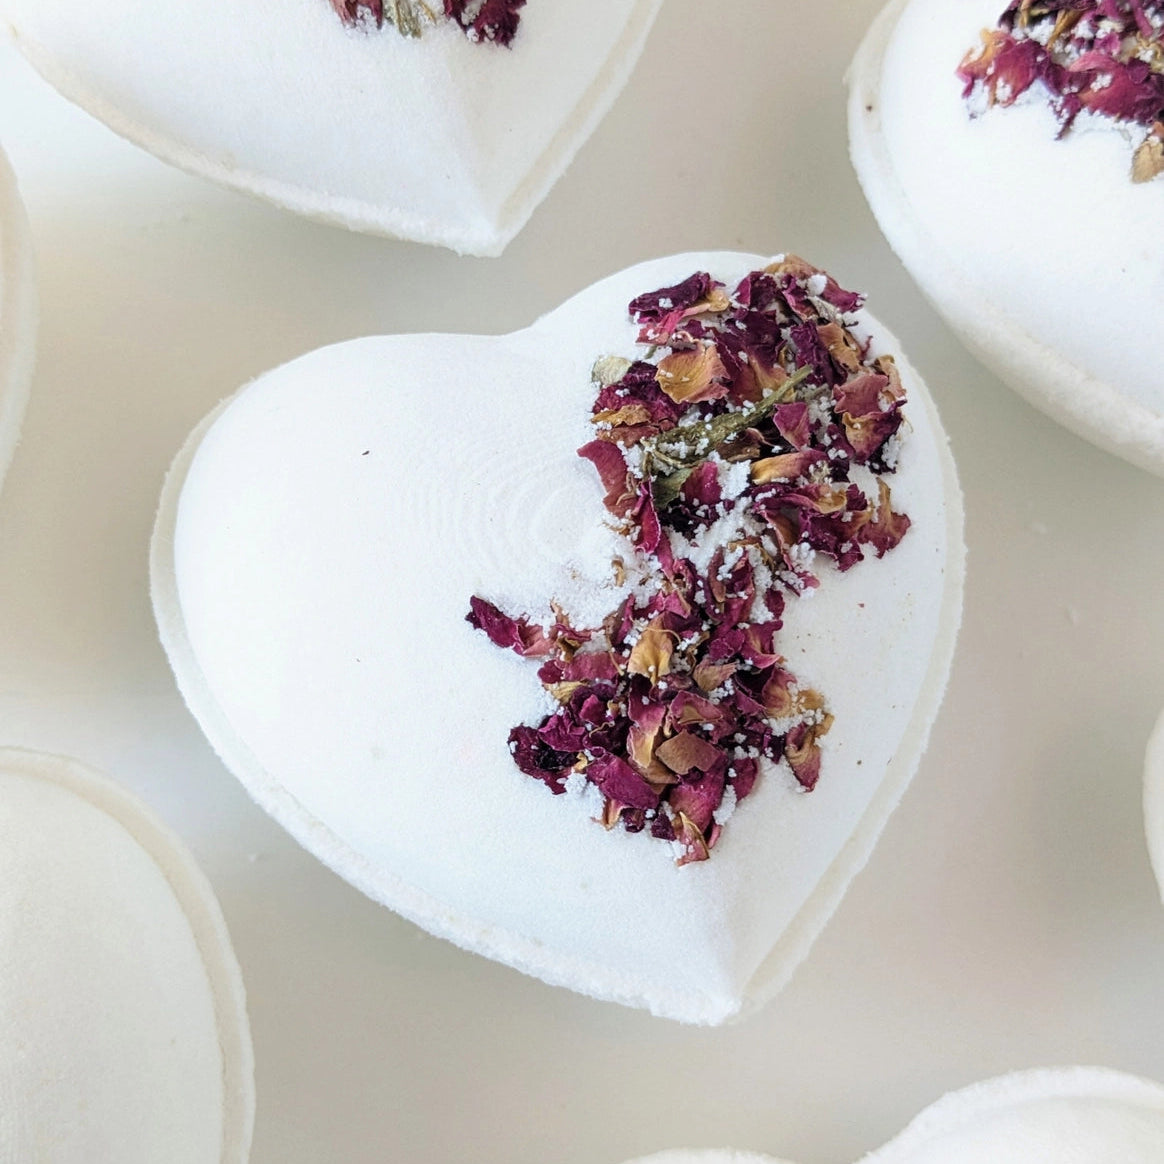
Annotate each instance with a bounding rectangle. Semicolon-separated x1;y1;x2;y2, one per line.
848;0;1164;478
1146;707;1164;904
620;1067;1164;1164
0;748;253;1163
0;0;659;256
0;141;35;494
152;252;964;1025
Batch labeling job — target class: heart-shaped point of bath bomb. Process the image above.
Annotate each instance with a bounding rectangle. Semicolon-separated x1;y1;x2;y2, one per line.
0;0;660;255
152;252;964;1025
1145;707;1164;903
0;748;253;1163
0;140;36;494
848;0;1164;477
620;1068;1164;1164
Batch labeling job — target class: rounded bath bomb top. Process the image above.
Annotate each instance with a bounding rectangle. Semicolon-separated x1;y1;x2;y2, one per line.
0;138;36;494
848;0;1164;477
153;251;964;1024
1145;706;1164;902
620;1068;1164;1164
0;0;661;255
0;749;253;1163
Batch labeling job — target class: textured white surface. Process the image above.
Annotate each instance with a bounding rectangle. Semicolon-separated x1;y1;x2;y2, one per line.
848;0;1164;477
1146;710;1164;905
624;1154;782;1164
1;2;1164;1160
623;1069;1164;1164
0;138;34;496
153;253;962;1024
0;0;659;256
0;749;253;1163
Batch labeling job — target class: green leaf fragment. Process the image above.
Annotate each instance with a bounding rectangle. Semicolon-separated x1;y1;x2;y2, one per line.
644;365;814;507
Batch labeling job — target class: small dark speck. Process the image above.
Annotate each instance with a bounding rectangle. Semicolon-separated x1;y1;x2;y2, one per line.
362;449;370;456
865;103;874;112
858;602;865;609
857;760;863;766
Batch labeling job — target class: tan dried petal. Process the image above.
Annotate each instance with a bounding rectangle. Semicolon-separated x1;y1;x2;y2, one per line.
628;720;662;773
960;28;1009;84
545;681;586;703
655;730;721;776
690;286;732;315
693;658;737;692
673;812;710;865
1046;8;1082;49
1133;130;1164;183
592;403;653;428
873;353;906;402
627;722;678;791
813;485;850;515
751;452;812;484
749;359;791;396
655;342;728;405
592;355;633;386
626;623;675;683
763;254;817;281
818;321;863;374
795;687;826;715
785;713;835;768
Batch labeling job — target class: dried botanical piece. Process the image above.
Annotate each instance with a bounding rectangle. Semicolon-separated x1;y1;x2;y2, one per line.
330;0;526;46
468;261;911;864
959;1;1164;180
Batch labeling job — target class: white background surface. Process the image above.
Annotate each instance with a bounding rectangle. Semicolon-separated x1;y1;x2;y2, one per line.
0;3;1162;1161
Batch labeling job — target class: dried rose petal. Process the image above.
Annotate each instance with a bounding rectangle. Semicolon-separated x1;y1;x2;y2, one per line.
444;0;526;45
588;753;660;812
577;440;633;518
655;343;730;405
655;731;724;777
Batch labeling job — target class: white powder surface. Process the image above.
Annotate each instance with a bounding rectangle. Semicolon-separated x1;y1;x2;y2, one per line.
863;1068;1164;1164
0;0;660;255
620;1069;1164;1164
0;140;35;498
848;0;1164;477
621;1154;782;1164
1145;706;1164;904
0;749;253;1163
154;251;964;1025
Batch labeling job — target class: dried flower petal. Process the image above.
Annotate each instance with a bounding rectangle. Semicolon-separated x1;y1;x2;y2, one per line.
655;343;730;405
655;731;723;777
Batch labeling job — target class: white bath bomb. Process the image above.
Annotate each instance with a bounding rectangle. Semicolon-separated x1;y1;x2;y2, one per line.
0;0;660;255
0;749;254;1163
848;0;1164;477
620;1067;1164;1164
1145;707;1164;903
0;140;34;495
151;252;964;1025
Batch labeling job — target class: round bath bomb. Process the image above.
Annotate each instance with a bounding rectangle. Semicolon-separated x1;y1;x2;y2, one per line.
620;1068;1164;1164
0;140;35;494
0;749;254;1163
152;251;964;1024
0;0;660;256
1146;706;1164;902
848;0;1164;477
